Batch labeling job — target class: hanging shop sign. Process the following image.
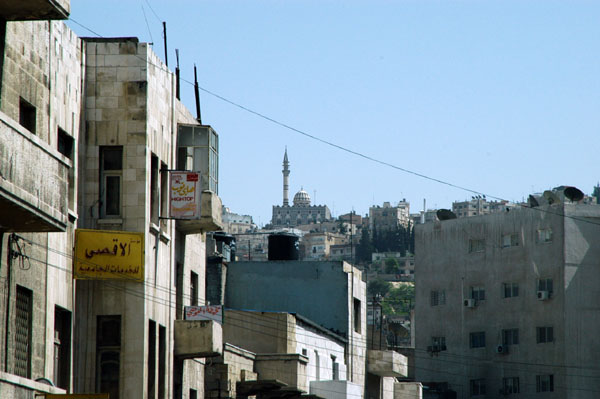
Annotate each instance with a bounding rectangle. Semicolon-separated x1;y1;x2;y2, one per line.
74;229;145;282
184;305;223;323
169;171;201;219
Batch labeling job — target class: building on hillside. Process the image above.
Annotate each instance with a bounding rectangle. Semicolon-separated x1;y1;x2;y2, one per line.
0;4;79;397
372;253;415;277
330;243;356;263
301;231;347;260
369;201;411;231
452;196;516;218
415;198;600;398
222;206;256;234
271;149;331;228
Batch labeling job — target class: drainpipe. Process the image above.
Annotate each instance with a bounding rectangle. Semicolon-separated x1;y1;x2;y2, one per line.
4;233;14;372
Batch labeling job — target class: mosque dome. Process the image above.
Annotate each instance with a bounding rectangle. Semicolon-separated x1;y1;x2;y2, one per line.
293;189;311;207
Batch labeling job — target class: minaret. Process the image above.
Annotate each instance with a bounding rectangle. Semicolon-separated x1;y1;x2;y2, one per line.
282;148;290;206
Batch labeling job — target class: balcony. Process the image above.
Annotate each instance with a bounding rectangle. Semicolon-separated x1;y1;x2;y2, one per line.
310;380;363;399
367;350;407;377
0;0;69;20
254;354;309;393
0;112;69;232
174;320;223;359
176;190;223;234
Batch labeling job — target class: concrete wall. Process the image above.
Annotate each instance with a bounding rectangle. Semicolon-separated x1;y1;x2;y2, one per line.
415;204;600;398
0;18;81;393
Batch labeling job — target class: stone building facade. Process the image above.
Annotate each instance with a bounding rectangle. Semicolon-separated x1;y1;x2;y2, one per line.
415;202;600;398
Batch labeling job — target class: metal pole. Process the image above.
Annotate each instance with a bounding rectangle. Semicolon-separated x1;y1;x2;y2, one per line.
162;22;168;67
194;64;202;123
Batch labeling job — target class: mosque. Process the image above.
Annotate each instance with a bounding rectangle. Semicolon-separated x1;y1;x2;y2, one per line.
271;149;332;227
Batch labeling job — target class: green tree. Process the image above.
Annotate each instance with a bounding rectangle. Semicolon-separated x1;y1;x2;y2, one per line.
356;227;373;262
384;258;401;274
382;284;415;316
367;278;392;297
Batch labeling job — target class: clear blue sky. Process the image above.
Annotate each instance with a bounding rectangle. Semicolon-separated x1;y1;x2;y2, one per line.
67;1;600;226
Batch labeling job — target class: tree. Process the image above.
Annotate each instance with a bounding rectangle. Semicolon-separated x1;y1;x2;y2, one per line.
384;258;401;274
356;227;373;263
367;278;392;297
382;283;415;316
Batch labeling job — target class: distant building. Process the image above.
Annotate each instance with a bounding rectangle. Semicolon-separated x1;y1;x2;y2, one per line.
452;197;516;218
369;201;411;231
222;206;256;234
271;149;332;227
415;199;600;398
301;231;347;260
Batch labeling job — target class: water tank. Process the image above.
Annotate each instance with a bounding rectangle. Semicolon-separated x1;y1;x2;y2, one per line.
268;233;299;261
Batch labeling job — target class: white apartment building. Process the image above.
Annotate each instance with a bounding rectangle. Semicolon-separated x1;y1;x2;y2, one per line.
415;201;600;398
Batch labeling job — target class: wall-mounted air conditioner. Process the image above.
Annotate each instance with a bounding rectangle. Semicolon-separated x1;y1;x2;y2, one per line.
496;344;508;354
537;290;549;300
463;298;476;308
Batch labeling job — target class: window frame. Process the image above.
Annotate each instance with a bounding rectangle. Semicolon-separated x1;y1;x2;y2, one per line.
536;374;554;392
469;378;486;396
100;146;123;218
502;377;520;394
502;282;519;298
502;328;519;346
469;331;486;349
471;286;486;301
536;326;554;343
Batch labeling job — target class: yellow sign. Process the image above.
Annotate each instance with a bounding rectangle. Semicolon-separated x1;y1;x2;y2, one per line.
45;395;109;399
74;229;144;282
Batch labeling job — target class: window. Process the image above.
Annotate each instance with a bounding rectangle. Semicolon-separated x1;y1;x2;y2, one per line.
19;97;36;134
100;146;123;217
537;278;553;296
470;379;486;396
537;228;553;243
302;348;307;356
331;355;339;380
469;332;486;348
58;128;76;209
471;286;486;301
190;271;198;306
536;374;554;392
190;389;198;399
14;285;33;378
469;239;486;253
503;283;519;298
502;377;520;394
159;325;166;399
431;336;446;351
97;316;121;399
160;161;168;223
430;290;446;306
151;154;159;224
353;298;361;334
54;307;72;389
502;233;519;248
148;320;156;398
502;328;519;345
536;327;554;343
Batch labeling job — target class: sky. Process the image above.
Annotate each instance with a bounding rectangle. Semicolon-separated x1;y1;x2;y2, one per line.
67;1;600;226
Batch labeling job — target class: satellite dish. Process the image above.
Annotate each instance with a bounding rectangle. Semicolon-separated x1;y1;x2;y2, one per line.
543;190;561;205
528;195;541;207
436;209;457;221
563;186;584;202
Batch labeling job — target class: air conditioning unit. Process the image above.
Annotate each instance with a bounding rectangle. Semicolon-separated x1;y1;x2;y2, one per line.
496;344;508;354
463;298;476;308
537;290;549;300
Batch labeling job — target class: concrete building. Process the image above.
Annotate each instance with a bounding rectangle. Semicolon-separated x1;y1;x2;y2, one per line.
272;150;332;228
369;201;411;231
0;2;80;397
301;231;347;260
452;197;516;218
415;201;600;398
222;206;256;234
225;260;368;392
74;36;223;399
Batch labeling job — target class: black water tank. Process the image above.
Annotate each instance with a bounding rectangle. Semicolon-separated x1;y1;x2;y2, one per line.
268;233;299;261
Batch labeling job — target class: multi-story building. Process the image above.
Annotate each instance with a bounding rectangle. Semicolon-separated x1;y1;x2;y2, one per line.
301;231;347;260
0;3;224;396
415;200;600;398
369;201;411;231
222;206;256;234
74;36;223;399
452;197;516;218
0;3;80;397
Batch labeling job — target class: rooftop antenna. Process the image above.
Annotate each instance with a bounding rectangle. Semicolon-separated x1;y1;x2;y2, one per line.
175;49;180;100
162;22;168;67
194;64;202;123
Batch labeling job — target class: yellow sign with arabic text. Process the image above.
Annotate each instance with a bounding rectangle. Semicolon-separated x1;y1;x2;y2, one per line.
74;229;144;282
